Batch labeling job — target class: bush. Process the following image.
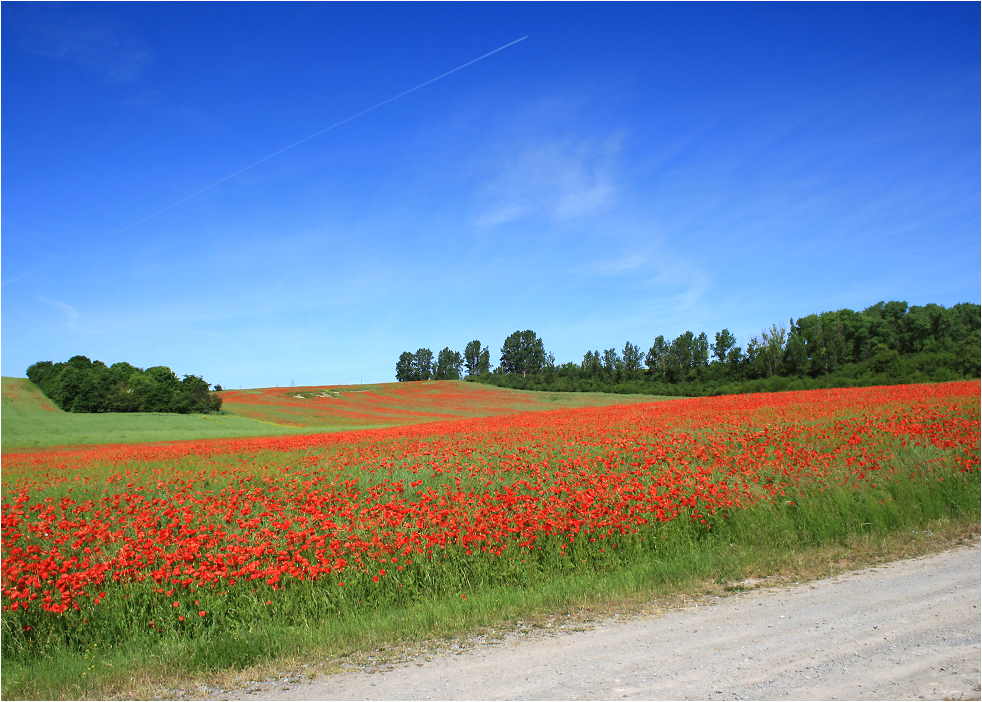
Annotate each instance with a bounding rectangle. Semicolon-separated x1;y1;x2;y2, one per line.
26;358;222;414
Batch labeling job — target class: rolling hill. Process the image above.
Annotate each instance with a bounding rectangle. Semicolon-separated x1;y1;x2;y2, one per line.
1;377;675;450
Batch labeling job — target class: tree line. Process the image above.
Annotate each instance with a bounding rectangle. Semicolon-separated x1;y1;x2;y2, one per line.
26;356;223;413
395;331;551;382
395;341;492;381
395;301;980;395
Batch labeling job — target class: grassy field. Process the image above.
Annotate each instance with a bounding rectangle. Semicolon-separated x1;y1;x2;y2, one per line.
1;381;977;699
0;378;312;449
2;377;677;449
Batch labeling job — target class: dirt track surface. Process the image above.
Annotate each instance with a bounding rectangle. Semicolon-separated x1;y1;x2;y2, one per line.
220;545;981;701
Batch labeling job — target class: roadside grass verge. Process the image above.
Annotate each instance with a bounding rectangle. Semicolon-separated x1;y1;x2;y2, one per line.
3;465;977;700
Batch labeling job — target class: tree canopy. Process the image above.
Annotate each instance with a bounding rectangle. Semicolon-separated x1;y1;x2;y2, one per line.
499;330;546;376
393;302;979;396
434;347;463;380
397;302;978;396
26;356;222;413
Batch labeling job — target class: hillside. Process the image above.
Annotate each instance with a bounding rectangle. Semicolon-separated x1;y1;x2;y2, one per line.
219;380;675;427
0;378;309;450
1;378;675;450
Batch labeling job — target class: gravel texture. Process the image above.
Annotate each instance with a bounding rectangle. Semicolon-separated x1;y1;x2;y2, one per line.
210;545;981;701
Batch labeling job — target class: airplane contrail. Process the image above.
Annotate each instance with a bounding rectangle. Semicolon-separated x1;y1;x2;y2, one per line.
121;34;529;232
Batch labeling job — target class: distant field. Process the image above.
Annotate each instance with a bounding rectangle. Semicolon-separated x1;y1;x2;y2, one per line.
1;378;676;449
219;380;677;428
0;378;313;449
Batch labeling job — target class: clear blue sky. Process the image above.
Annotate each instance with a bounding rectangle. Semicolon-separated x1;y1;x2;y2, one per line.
3;2;979;388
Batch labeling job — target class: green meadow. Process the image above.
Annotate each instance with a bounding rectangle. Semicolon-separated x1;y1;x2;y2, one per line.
0;378;310;449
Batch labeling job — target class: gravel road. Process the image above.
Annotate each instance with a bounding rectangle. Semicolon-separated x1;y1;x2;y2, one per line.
220;545;981;701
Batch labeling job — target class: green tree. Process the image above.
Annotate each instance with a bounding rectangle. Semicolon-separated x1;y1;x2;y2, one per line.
667;331;695;382
26;357;221;413
712;329;736;364
581;350;602;377
744;336;765;379
499;330;546;376
622;342;643;376
26;361;55;387
760;324;787;377
645;336;669;379
601;348;623;378
71;363;109;412
463;340;483;376
864;300;908;353
434;347;463;380
67;355;94;370
815;316;847;374
693;332;710;374
784;321;808;376
107;362;141;410
395;351;415;381
411;348;434;381
477;347;491;375
178;374;213;413
144;366;180;411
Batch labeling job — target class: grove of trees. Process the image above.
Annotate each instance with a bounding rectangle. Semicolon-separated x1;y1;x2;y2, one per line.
394;301;980;396
395;346;468;381
26;356;223;413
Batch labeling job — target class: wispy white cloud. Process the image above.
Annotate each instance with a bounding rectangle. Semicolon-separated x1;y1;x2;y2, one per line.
644;255;712;313
579;253;648;276
474;133;623;227
664;270;711;312
38;297;80;330
473;204;529;229
562;235;714;348
574;242;710;312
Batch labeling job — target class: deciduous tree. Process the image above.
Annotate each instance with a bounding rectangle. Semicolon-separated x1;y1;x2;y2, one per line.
712;329;736;364
645;336;669;379
601;348;623;378
499;330;546;376
434;347;463;380
395;352;415;381
581;350;602;377
412;348;434;381
477;347;491;375
464;340;483;376
622;342;643;375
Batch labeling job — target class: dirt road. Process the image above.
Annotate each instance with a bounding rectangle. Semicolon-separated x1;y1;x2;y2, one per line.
222;545;981;700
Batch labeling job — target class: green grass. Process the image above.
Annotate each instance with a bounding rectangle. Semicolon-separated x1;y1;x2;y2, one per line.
2;464;976;700
0;378;313;449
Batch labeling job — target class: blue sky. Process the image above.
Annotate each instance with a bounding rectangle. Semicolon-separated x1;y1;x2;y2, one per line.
3;2;979;388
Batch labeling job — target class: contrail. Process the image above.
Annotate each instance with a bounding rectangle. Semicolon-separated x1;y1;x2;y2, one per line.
121;35;529;232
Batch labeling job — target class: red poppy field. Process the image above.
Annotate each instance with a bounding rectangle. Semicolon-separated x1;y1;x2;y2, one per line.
1;381;979;696
218;379;671;428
